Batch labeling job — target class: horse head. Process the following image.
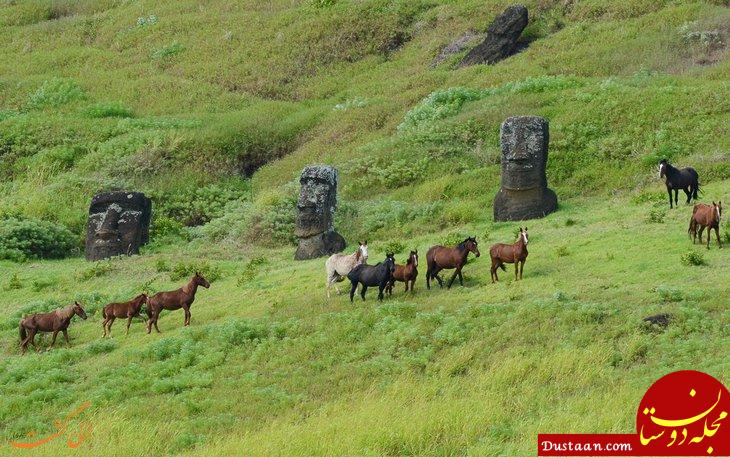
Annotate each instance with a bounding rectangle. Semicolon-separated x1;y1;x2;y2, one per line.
73;301;88;320
194;272;211;289
519;227;529;245
358;241;369;263
464;237;480;257
659;159;668;179
714;202;722;221
385;253;396;274
408;250;418;267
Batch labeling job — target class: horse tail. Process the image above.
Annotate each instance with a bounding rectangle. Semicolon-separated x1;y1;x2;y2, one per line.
693;180;700;200
499;263;506;271
19;322;26;343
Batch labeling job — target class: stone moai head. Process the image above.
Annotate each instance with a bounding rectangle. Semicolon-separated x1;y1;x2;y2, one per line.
500;116;549;190
295;165;338;238
85;191;151;261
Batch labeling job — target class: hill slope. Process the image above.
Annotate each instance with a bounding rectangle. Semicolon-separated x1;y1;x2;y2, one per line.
0;0;729;455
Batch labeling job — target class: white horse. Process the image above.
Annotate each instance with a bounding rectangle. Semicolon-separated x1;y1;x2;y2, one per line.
325;241;368;298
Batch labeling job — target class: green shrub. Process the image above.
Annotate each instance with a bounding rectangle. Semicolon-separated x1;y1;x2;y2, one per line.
87;340;118;355
646;207;666;223
83;103;134;119
4;273;23;291
556;246;570;257
31;276;58;292
27;78;87;109
170;261;222;282
154;184;248;227
76;260;115;281
680;250;706;266
0;217;77;261
151;42;185;60
382;240;405;255
236;257;267;287
155;258;171;273
656;285;683;302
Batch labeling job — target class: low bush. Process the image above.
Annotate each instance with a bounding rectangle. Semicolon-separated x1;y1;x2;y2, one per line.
646;207;666;223
27;78;86;109
680;250;706;266
236;257;267;287
169;261;222;282
83;103;134;119
76;260;115;281
0;217;77;262
3;273;23;291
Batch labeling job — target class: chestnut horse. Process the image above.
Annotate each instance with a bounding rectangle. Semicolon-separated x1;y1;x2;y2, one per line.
146;273;210;334
386;250;418;295
102;293;148;337
426;237;480;289
19;301;88;354
489;227;529;283
688;201;722;249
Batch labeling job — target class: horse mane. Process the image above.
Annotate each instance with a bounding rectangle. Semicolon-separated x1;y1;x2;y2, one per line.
355;248;362;260
55;304;75;320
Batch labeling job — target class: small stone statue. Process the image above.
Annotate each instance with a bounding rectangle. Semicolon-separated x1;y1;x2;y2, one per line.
494;116;558;221
85;191;151;261
294;165;346;260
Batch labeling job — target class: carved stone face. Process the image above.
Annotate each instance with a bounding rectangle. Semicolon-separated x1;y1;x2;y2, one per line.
85;192;151;261
295;166;338;238
500;116;549;190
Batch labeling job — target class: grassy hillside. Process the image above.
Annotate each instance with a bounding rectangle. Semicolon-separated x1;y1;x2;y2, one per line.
0;0;729;455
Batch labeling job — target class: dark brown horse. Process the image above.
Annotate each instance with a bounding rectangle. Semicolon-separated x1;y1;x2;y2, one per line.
146;272;210;334
102;293;148;337
426;237;480;289
689;202;722;249
659;159;700;209
386;250;418;295
489;227;529;283
19;301;88;354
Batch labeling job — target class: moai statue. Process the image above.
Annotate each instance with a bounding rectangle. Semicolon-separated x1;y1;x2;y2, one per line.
85;191;152;261
294;165;346;260
493;116;558;221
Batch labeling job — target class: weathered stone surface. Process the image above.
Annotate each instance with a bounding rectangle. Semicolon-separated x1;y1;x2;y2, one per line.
85;191;151;261
294;165;346;260
494;116;558;221
431;31;479;67
459;5;528;67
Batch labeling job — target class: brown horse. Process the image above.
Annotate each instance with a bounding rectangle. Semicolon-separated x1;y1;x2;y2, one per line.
102;293;148;337
146;272;210;334
489;227;529;283
19;301;88;354
426;237;480;289
386;250;419;295
689;201;722;249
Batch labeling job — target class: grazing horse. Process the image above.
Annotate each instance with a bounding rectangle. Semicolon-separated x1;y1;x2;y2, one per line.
386;250;418;295
19;302;87;354
146;272;210;334
325;241;368;298
347;253;396;302
102;293;148;337
489;227;529;283
425;237;480;289
659;159;700;208
689;201;722;249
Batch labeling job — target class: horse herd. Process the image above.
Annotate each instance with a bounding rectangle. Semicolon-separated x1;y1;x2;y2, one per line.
326;228;531;302
18;272;210;354
12;160;723;354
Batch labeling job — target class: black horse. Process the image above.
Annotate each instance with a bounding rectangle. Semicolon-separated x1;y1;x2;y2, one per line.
347;253;396;302
659;159;699;208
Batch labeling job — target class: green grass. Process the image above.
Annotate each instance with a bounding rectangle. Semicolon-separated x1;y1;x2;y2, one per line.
0;0;729;454
0;180;728;455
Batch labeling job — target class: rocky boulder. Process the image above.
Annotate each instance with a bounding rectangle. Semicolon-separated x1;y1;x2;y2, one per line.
459;5;528;67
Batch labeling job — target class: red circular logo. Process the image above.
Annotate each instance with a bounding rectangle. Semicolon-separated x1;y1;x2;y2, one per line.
636;370;729;455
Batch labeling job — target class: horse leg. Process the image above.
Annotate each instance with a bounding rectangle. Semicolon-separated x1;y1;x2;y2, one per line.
515;262;519;280
63;330;70;345
447;269;459;289
458;269;464;286
674;189;679;207
378;283;385;301
349;281;358;302
715;226;722;249
426;267;431;290
107;316;115;337
184;306;191;326
360;285;368;301
667;187;673;208
50;330;59;348
434;268;444;288
520;260;525;279
126;316;133;335
683;188;691;204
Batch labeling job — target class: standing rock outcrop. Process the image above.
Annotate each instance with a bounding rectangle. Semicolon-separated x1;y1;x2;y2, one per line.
459;5;528;67
294;165;346;260
494;116;558;221
85;191;151;261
